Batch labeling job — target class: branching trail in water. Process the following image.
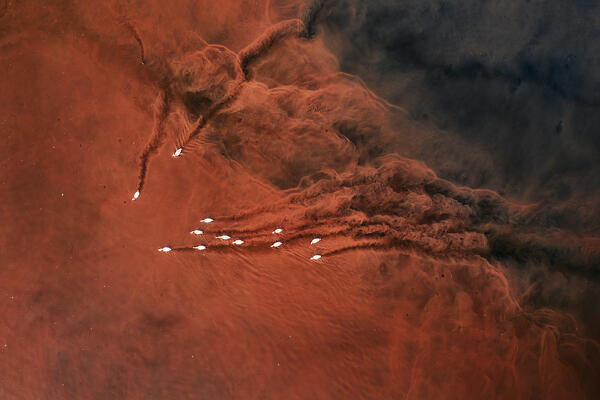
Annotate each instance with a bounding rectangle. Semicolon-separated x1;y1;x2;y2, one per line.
132;18;316;199
154;159;496;262
5;0;600;398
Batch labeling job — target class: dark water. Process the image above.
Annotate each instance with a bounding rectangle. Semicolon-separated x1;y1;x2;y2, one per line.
1;1;598;398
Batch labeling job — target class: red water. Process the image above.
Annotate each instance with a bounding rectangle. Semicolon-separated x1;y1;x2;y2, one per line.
1;1;598;399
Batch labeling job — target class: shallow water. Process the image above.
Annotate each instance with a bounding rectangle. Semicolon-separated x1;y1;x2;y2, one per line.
1;1;599;399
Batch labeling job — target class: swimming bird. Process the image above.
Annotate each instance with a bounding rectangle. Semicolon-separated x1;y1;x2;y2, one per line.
272;228;283;234
201;218;214;223
193;245;206;251
310;255;322;260
190;230;203;235
158;247;172;252
132;190;140;201
310;238;321;245
172;148;182;157
232;239;244;245
216;235;231;240
271;241;282;248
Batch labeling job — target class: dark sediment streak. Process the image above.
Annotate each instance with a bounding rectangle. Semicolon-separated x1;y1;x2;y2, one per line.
137;89;170;193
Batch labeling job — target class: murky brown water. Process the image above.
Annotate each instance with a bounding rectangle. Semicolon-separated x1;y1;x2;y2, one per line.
1;1;598;399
